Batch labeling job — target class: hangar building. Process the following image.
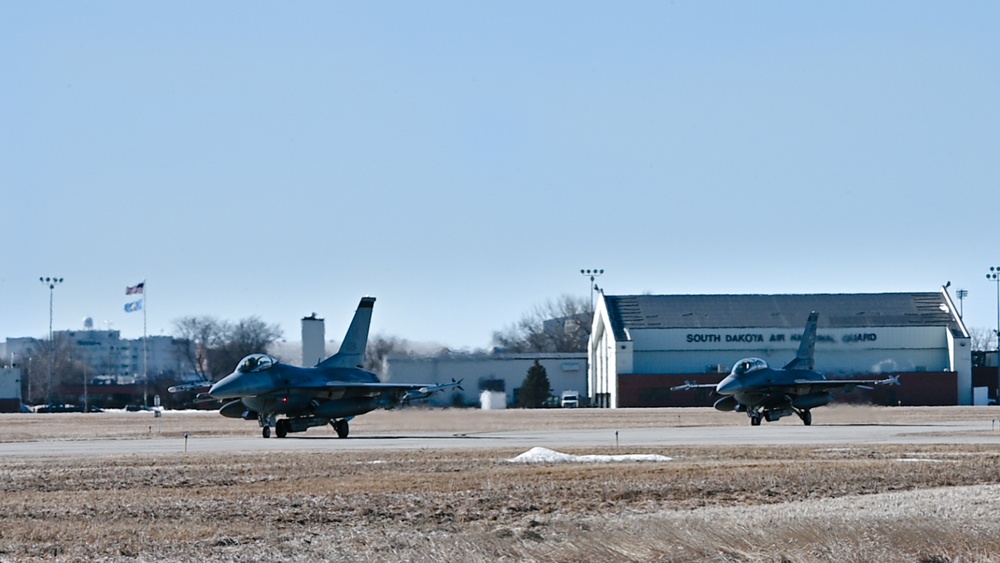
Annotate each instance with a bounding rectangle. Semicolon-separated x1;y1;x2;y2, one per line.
588;289;972;408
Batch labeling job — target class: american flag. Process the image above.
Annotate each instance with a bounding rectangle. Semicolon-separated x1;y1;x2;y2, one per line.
126;282;145;295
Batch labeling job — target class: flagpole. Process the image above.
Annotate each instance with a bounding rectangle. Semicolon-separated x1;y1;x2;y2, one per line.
143;279;148;408
124;281;147;407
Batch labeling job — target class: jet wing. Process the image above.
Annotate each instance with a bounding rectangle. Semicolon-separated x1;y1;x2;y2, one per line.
327;380;464;402
792;375;900;391
262;379;463;399
323;381;455;392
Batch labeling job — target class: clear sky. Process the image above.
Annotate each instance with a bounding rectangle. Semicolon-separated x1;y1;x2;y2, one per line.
3;2;999;350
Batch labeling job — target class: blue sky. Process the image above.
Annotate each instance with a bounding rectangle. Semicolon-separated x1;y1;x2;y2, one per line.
2;2;999;349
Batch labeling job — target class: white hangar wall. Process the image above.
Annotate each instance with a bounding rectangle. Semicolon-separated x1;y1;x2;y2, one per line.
628;326;951;376
382;353;588;407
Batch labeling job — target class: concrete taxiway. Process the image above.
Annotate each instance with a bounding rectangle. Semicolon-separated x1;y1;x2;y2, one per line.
2;421;1000;457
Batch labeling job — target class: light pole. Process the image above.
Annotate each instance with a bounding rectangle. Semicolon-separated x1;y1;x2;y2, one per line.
580;269;604;312
39;276;63;407
956;289;968;319
26;356;32;404
988;268;1000;352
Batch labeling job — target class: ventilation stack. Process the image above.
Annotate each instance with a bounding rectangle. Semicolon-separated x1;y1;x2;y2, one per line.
301;313;325;367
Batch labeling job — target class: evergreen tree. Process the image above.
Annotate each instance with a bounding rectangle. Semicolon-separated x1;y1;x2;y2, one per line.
518;360;552;408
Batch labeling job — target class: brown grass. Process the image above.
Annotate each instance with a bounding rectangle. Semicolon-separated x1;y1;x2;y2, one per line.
3;407;1000;561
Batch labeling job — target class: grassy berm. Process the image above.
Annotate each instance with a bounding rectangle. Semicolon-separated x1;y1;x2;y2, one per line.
2;407;1000;562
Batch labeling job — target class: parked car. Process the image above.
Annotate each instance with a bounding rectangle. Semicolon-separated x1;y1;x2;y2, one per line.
36;404;84;413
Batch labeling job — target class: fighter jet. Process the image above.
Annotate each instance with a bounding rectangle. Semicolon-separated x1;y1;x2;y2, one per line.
169;297;461;438
671;312;899;426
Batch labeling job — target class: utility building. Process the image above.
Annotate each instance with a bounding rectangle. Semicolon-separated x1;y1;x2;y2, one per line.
588;289;971;408
0;367;21;412
383;352;587;407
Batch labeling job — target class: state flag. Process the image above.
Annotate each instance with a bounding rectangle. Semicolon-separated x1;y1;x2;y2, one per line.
125;299;143;313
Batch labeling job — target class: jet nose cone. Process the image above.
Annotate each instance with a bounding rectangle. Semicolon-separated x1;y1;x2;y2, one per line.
716;375;741;395
209;372;242;399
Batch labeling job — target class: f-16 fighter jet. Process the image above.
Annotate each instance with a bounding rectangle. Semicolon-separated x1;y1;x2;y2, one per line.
672;312;899;426
170;297;460;438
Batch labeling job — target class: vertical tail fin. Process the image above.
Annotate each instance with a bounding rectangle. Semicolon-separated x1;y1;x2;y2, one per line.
783;311;818;370
317;297;375;369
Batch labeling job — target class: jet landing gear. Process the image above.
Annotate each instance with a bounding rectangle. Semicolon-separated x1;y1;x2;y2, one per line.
796;409;812;426
332;419;349;439
747;407;812;426
275;419;290;438
259;414;277;438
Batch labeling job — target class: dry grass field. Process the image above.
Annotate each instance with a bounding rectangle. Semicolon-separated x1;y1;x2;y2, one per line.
3;406;1000;562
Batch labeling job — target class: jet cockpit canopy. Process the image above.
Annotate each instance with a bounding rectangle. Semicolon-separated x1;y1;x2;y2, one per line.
236;354;276;374
731;357;768;375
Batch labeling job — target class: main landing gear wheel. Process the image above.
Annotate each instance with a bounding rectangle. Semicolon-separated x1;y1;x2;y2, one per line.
262;426;271;439
798;410;812;426
333;419;349;439
276;419;289;438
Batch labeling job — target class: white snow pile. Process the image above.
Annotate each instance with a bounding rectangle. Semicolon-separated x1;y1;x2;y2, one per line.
507;447;672;464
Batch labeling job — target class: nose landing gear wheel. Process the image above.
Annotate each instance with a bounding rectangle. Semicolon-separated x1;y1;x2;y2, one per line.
262;426;271;438
750;413;762;426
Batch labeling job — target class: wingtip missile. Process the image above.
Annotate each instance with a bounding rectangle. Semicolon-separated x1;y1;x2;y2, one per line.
403;379;464;403
168;381;212;393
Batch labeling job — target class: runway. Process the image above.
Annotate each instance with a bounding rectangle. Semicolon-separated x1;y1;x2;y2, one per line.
3;420;1000;457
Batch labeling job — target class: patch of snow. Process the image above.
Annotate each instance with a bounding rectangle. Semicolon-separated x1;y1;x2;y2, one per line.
507;447;672;464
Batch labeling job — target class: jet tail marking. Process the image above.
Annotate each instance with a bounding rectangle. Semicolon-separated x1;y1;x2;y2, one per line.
783;311;818;371
317;297;376;369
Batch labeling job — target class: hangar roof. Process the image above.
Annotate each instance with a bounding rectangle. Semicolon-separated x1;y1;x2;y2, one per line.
603;293;962;341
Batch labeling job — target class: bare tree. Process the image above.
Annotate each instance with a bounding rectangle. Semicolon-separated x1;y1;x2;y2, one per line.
28;334;77;404
173;316;226;380
969;327;996;352
214;316;284;373
173;315;283;380
492;295;593;353
364;334;411;373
